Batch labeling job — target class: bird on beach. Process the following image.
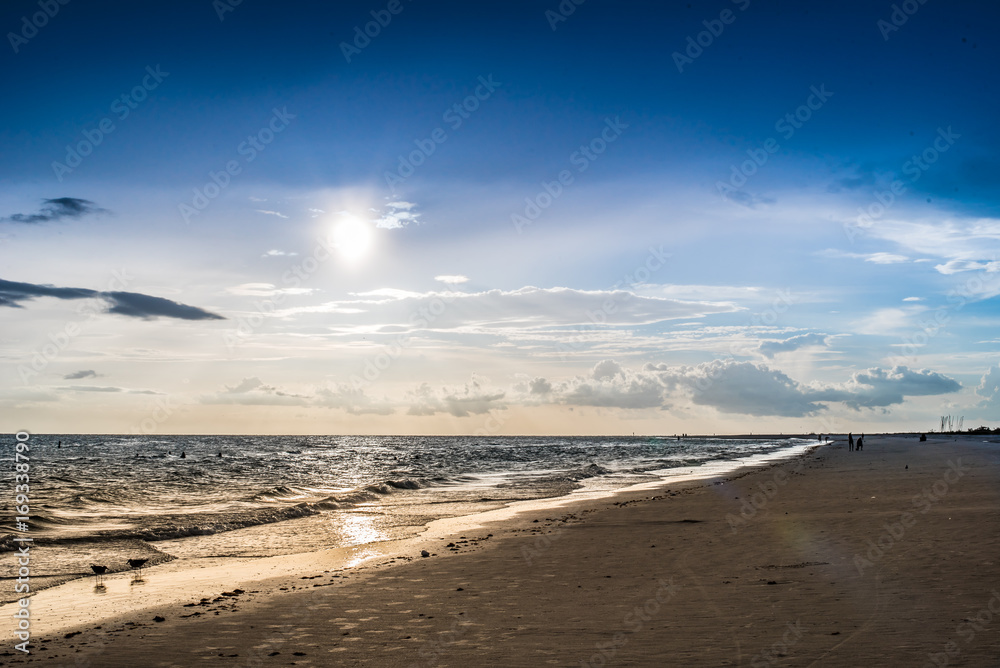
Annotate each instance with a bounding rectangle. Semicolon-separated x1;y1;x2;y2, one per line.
90;564;108;586
127;558;149;578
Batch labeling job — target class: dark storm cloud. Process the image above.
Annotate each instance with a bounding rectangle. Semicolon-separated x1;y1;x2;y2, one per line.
0;279;224;321
1;198;108;224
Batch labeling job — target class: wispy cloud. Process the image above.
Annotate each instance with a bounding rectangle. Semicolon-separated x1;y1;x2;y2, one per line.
817;249;909;264
63;370;99;380
375;201;420;229
757;333;831;358
434;275;469;285
255;209;289;219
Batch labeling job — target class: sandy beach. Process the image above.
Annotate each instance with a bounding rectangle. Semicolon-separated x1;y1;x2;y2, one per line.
3;434;999;667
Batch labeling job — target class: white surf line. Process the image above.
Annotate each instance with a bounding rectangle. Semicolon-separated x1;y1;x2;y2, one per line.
6;439;820;636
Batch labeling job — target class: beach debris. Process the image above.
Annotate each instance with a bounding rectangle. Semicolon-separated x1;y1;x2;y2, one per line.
153;616;165;622
420;550;430;557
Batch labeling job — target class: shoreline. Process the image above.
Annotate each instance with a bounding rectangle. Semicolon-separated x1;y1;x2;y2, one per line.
3;434;998;666
1;438;820;635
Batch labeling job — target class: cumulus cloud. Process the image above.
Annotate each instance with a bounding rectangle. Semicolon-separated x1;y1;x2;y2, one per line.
315;385;395;415
202;377;309;405
375;201;420;229
63;370;99;380
406;377;505;417
837;366;961;410
529;377;552;395
592;359;622;380
975;366;1000;413
757;333;830;358
1;197;107;224
563;371;665;409
547;360;962;417
0;278;224;321
647;360;830;417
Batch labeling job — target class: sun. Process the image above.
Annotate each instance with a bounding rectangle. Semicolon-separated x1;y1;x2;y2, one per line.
330;216;374;262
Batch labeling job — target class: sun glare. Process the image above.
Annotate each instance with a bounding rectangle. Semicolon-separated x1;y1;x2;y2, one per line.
331;217;374;262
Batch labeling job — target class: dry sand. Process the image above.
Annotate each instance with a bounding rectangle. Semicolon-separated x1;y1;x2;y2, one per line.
2;434;998;667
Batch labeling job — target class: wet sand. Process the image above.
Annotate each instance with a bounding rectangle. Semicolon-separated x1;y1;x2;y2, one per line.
2;434;998;666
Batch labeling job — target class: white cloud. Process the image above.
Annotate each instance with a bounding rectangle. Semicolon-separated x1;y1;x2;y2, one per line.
757;333;831;358
276;286;740;333
375;201;420;229
544;360;962;417
816;249;908;264
405;376;505;417
255;209;288;218
866;252;909;264
226;283;313;297
854;306;927;335
202;377;310;405
902;296;923;302
933;259;1000;275
975;365;1000;414
435;275;470;285
592;359;622;380
262;249;298;257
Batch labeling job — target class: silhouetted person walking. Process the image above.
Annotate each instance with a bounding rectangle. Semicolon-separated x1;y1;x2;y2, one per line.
848;432;854;452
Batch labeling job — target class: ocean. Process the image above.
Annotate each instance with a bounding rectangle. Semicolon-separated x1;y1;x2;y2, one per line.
2;434;816;600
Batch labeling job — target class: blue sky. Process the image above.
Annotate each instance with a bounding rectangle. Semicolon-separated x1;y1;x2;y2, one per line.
2;0;998;434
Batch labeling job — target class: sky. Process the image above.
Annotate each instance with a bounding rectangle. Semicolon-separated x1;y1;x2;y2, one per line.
1;0;999;435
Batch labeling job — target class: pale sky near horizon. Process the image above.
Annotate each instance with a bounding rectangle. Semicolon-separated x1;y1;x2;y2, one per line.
1;0;999;435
